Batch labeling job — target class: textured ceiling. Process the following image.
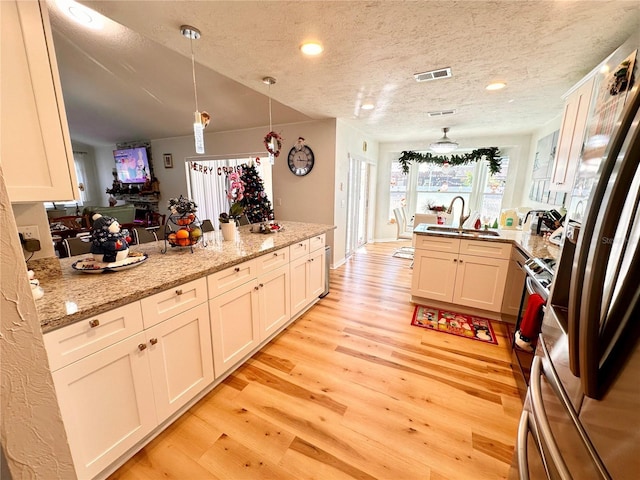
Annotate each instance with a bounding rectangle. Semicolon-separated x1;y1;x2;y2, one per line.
49;1;640;147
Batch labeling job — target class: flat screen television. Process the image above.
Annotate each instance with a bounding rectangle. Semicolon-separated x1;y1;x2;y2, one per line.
113;147;151;184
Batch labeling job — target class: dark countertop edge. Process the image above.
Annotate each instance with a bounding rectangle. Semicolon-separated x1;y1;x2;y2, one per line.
38;223;336;333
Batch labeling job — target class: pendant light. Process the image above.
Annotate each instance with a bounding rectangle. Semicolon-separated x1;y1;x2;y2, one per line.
263;76;278;164
430;127;459;154
181;25;206;154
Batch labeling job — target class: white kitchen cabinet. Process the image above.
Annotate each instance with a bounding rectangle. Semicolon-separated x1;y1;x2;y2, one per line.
411;249;458;302
209;280;261;377
550;75;596;192
209;256;292;377
411;237;510;313
290;235;326;315
51;332;157;480
47;281;213;479
1;0;78;202
258;264;291;340
146;302;214;422
453;254;509;311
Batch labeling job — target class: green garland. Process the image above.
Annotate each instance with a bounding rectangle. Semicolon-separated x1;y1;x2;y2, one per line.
398;147;502;175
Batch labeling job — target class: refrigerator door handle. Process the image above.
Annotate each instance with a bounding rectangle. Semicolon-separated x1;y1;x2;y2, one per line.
516;409;531;480
530;356;573;480
538;342;612;479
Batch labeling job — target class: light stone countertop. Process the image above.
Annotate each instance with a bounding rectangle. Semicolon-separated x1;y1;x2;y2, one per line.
413;223;561;261
32;221;334;333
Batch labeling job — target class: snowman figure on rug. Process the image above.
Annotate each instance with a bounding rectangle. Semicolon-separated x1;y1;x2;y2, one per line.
90;213;130;263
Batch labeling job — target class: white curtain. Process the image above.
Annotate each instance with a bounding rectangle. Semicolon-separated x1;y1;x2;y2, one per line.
186;157;270;226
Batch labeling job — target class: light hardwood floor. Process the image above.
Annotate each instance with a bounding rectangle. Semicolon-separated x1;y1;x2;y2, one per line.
109;241;522;480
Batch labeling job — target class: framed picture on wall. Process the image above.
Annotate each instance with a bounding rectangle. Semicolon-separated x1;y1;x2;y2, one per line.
163;153;173;168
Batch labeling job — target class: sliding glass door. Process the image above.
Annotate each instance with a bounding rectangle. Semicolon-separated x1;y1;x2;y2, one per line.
346;155;369;257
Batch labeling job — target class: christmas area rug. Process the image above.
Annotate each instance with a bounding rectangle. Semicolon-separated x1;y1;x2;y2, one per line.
411;305;498;345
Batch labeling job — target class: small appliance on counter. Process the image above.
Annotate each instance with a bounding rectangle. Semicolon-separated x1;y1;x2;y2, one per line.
522;209;564;235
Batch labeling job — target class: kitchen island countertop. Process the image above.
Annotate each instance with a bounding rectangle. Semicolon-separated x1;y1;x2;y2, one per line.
413;223;561;261
31;221;334;333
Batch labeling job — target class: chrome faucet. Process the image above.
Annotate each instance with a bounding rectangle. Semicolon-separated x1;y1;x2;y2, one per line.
447;196;469;229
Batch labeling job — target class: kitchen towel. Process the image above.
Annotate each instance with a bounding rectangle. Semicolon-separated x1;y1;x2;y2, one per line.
515;293;546;352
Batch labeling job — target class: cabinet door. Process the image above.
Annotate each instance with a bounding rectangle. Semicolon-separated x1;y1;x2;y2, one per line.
454;255;509;312
290;254;310;315
411;250;457;302
1;0;78;202
259;264;291;340
308;247;326;299
209;281;260;377
146;302;214;422
51;333;156;480
551;76;595;192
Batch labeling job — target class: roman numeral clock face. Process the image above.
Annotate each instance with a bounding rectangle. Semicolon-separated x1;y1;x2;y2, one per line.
287;145;315;176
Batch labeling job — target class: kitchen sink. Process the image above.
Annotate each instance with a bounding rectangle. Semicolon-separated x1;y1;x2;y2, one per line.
423;225;501;237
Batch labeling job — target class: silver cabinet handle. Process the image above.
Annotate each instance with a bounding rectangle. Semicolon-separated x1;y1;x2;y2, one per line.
175;289;183;295
138;343;147;351
89;319;100;328
149;338;158;345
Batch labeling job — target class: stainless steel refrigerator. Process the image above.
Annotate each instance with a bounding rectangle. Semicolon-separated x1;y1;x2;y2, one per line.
512;60;640;478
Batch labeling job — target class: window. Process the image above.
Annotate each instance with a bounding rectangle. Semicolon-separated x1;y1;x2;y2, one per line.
390;156;510;227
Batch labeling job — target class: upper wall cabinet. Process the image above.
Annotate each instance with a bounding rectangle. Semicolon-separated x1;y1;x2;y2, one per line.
549;76;596;193
1;0;78;202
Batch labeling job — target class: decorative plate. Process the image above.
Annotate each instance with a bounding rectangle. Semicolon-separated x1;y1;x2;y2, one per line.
72;253;148;273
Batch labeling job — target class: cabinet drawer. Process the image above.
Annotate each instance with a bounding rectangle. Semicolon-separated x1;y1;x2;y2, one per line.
44;302;143;371
309;233;326;252
207;259;257;298
459;239;511;259
414;235;460;253
255;247;289;276
289;239;310;260
140;277;207;329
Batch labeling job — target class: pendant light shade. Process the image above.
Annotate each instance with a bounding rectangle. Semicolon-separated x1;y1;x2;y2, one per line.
181;25;206;154
430;127;459;154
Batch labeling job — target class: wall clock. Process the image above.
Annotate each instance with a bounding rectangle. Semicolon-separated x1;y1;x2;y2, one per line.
287;144;315;176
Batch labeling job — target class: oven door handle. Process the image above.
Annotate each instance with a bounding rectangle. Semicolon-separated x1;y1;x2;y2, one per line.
525;277;536;296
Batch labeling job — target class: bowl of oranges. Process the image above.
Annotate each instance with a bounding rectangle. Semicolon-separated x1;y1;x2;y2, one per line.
166;225;202;247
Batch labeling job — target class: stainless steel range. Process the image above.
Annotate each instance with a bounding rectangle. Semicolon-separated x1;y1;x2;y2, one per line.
523;257;556;301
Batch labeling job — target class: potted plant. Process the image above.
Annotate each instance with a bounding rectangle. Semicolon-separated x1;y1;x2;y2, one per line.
219;172;245;240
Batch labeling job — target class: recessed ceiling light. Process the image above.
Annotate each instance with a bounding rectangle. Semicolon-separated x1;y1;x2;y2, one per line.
486;82;507;91
57;0;104;30
361;98;375;110
300;42;324;56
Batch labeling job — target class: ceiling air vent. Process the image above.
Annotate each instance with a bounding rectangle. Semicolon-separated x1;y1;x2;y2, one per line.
428;109;457;117
414;67;452;82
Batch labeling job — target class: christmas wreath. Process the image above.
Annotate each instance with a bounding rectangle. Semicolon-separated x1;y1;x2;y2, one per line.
398;147;502;175
264;131;283;157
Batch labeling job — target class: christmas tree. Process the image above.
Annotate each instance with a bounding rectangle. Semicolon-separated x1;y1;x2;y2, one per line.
239;163;274;223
